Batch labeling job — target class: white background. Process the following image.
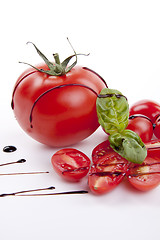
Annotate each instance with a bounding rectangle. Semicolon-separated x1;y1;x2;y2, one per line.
0;0;160;239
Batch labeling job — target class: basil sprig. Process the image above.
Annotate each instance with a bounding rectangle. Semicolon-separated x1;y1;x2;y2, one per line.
96;88;147;164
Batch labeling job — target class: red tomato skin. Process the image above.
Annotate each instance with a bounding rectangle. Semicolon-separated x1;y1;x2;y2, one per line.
88;165;126;195
129;99;160;123
89;141;129;194
145;139;160;158
12;65;106;147
51;148;91;182
92;139;111;164
154;116;160;139
127;156;160;191
127;116;153;142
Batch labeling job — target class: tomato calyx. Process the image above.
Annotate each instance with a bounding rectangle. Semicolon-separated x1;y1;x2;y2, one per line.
20;39;89;76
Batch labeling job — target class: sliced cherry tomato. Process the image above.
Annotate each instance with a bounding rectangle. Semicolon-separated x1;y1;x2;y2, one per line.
127;155;160;191
129;99;160;123
127;115;153;142
92;140;111;164
145;139;160;158
51;148;91;182
154;115;160;139
89;141;129;194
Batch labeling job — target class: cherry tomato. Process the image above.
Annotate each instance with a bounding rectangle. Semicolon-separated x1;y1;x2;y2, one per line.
51;148;91;182
89;140;129;194
12;64;106;147
154;115;160;139
145;139;160;158
127;155;160;191
127;115;153;142
92;139;111;164
129;99;160;123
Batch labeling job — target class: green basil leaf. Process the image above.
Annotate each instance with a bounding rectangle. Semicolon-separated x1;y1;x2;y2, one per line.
108;129;147;164
96;88;129;134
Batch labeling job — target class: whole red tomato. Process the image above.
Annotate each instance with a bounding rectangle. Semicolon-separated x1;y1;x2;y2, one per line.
154;115;160;139
11;43;106;147
129;99;160;123
127;115;153;142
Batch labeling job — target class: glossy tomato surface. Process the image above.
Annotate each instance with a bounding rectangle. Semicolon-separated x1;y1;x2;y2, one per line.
12;65;106;147
127;155;160;191
92;139;111;164
145;139;160;158
129;99;160;123
89;140;129;194
127;115;153;142
51;148;91;182
154;115;160;138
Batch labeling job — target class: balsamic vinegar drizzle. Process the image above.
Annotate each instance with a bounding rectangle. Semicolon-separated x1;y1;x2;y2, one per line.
131;162;160;168
98;93;128;100
13;190;88;197
29;83;127;128
11;70;39;109
90;171;126;177
129;114;155;129
129;114;152;122
0;189;88;197
0;159;26;167
3;146;17;153
91;161;160;178
128;162;160;178
0;186;55;197
0;171;49;176
11;60;127;129
11;66;108;110
82;67;108;88
128;171;160;178
29;83;100;128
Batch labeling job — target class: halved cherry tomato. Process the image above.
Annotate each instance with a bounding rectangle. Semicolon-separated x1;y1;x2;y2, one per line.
127;115;153;142
51;148;91;182
127;155;160;191
129;99;160;123
145;139;160;158
89;140;129;194
92;140;111;164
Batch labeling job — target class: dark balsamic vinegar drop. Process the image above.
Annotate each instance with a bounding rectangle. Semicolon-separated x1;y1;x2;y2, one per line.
3;146;17;153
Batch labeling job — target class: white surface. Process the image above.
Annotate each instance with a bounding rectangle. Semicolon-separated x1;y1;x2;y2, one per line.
0;0;160;239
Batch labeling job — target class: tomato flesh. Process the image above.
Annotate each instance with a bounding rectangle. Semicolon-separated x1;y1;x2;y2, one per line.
92;140;111;164
89;140;129;194
127;156;160;191
145;139;160;158
12;65;106;147
51;148;91;182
